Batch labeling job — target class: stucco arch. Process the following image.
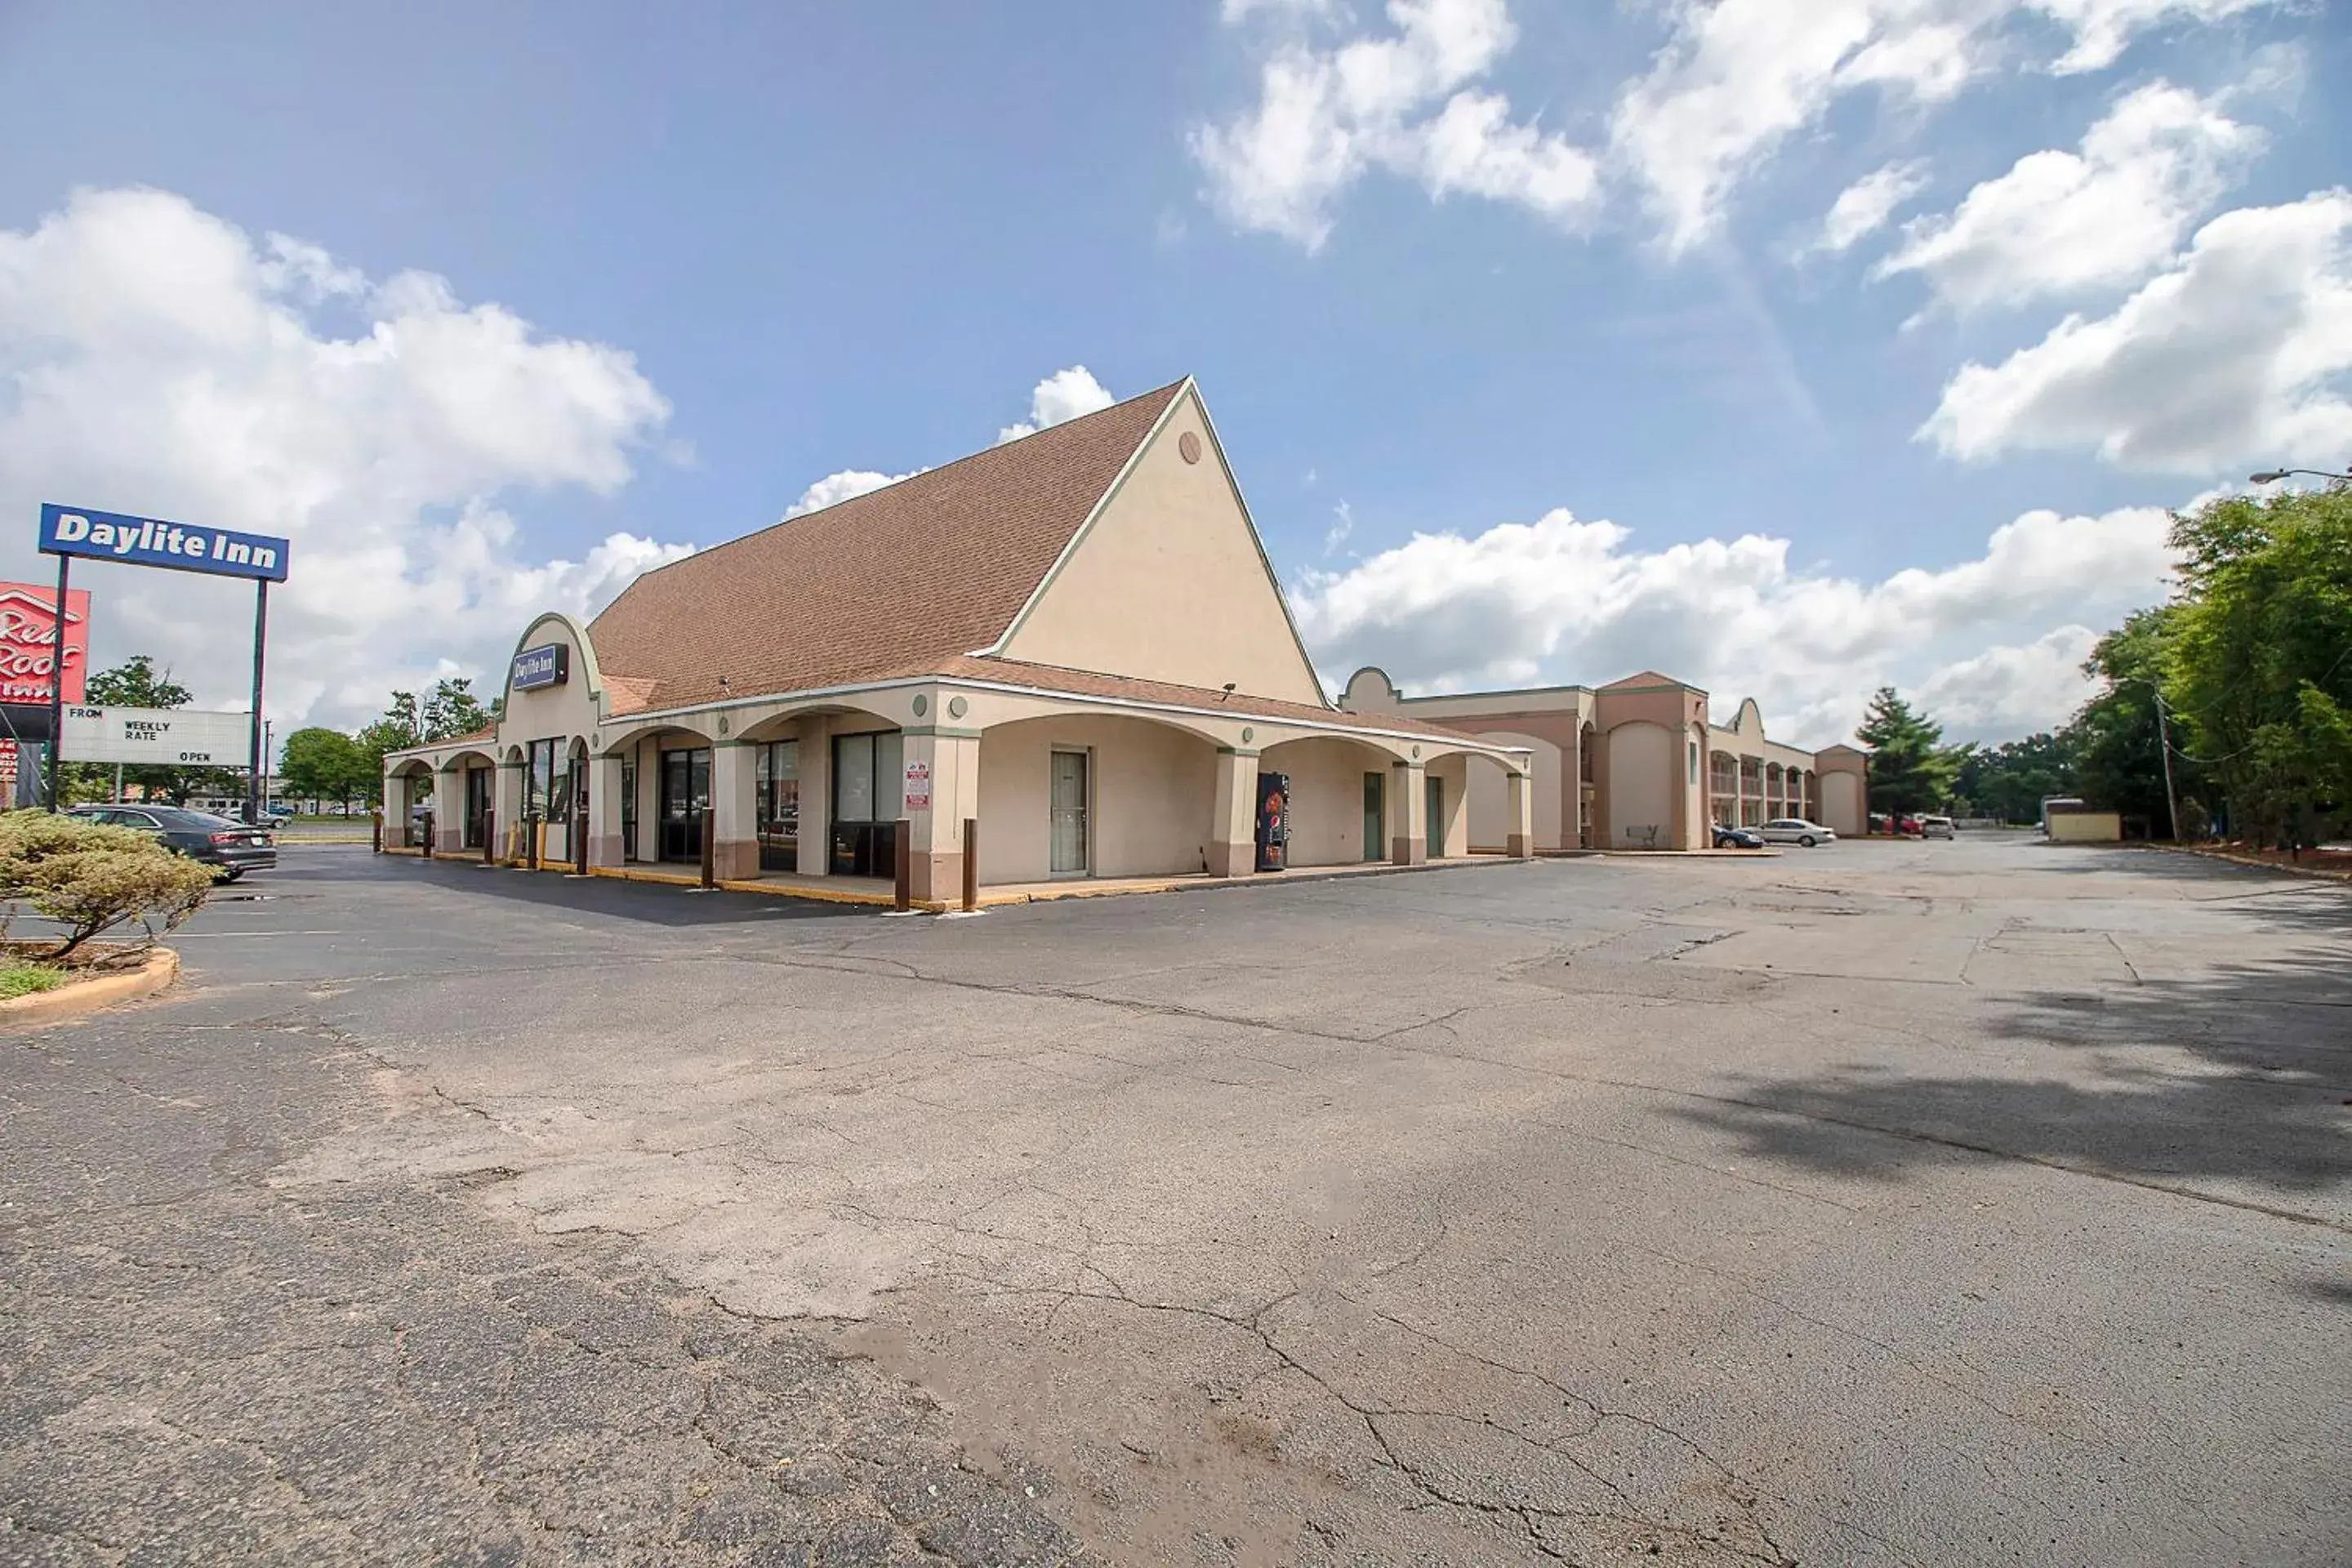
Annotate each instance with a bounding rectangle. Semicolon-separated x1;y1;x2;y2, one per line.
1606;719;1676;849
1258;733;1409;869
437;747;498;775
592;714;722;758
502;611;608;708
977;711;1224;883
1450;728;1560;852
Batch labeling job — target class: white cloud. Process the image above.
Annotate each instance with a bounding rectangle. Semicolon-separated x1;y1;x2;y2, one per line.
2034;0;2273;74
1815;159;1931;253
783;469;914;519
1606;0;2282;254
1875;81;2260;310
1922;191;2352;473
1290;501;2176;745
0;187;684;729
998;365;1117;442
1325;498;1355;556
1911;624;2102;734
1191;0;1597;249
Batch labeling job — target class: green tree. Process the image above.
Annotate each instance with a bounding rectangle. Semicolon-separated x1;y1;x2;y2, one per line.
2065;608;2197;836
421;677;490;742
1855;687;1962;815
278;727;371;814
62;655;244;806
1950;731;2076;824
2166;483;2352;847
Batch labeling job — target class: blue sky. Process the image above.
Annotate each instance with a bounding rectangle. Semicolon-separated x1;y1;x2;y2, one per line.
0;0;2344;746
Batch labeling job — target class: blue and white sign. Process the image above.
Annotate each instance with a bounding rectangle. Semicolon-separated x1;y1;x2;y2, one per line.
39;503;290;583
511;644;569;691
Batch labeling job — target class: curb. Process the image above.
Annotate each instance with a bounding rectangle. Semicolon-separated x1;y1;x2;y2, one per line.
2140;843;2352;884
0;947;180;1030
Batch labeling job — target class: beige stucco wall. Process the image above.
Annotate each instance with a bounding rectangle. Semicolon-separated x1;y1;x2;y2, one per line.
975;715;1219;883
998;389;1325;706
1260;737;1386;869
1464;730;1561;851
2048;810;2123;843
1426;754;1468;858
1606;720;1676;849
1820;770;1865;838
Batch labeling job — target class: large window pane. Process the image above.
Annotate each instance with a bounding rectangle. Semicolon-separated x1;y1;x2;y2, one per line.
876;731;904;820
835;733;875;822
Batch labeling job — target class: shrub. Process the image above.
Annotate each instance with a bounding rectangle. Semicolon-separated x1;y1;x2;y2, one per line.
0;809;216;960
0;961;63;998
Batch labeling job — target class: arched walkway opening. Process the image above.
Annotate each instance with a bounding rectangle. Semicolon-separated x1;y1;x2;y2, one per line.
978;712;1222;883
1258;734;1410;870
1606;721;1677;849
1455;730;1562;853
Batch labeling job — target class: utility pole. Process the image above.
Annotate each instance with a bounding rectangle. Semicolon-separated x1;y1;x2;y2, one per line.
2154;689;2181;843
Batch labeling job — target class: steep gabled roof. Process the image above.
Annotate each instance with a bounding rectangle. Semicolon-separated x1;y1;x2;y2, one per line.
586;380;1188;710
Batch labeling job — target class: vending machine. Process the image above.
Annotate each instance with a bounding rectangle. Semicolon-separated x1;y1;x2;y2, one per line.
1254;771;1290;872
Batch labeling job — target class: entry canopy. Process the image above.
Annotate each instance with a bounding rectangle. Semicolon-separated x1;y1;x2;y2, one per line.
39;503;290;583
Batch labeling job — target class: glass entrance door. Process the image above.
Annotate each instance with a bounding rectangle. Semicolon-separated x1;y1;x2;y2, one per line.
621;756;638;862
1049;750;1089;875
463;766;492;849
828;732;902;877
658;747;710;862
1362;771;1385;861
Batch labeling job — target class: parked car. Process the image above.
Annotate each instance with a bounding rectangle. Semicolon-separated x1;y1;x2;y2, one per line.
1918;814;1955;839
69;804;276;880
1713;824;1765;849
1757;817;1838;848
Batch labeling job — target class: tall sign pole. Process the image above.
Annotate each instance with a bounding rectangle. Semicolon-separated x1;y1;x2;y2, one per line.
44;551;69;812
247;581;269;824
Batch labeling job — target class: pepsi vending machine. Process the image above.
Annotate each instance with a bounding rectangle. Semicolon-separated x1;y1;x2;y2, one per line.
1254;772;1290;872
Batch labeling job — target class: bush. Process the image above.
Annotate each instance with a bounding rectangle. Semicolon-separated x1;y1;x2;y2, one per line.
0;961;64;998
0;810;216;960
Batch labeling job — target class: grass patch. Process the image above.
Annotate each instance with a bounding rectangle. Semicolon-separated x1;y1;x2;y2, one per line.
0;960;66;999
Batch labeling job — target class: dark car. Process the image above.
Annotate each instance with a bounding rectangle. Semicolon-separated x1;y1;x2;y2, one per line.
69;804;277;880
1713;824;1765;849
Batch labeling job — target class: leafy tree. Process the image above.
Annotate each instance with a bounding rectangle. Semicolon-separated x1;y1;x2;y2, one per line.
421;677;490;742
61;655;244;807
278;727;372;814
2065;608;2197;836
2166;484;2352;847
1950;731;2076;824
1855;687;1962;815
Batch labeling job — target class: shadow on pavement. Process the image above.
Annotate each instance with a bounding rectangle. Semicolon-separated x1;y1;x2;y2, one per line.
352;853;876;929
1662;906;2352;1201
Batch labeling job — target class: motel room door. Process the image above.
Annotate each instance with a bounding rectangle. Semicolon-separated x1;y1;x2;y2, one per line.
1424;775;1442;856
1361;772;1384;862
1049;750;1089;876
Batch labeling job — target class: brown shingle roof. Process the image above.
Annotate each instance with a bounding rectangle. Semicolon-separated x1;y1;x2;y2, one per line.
587;381;1188;710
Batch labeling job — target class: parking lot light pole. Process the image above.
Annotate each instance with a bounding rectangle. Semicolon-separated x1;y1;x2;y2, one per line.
2114;675;2180;843
2248;466;2350;484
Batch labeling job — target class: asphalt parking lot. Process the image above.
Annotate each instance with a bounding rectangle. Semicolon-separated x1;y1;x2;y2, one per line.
4;836;2347;1566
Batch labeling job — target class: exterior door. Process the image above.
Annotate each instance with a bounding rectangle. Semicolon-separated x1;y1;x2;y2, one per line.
620;756;638;862
1424;776;1443;857
658;747;710;862
1362;771;1384;862
463;766;492;849
1049;750;1089;875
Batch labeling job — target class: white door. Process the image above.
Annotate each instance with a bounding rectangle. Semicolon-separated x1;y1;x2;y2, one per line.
1049;751;1089;875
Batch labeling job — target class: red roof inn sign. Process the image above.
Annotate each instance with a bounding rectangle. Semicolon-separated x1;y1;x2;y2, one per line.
0;582;91;705
37;503;292;817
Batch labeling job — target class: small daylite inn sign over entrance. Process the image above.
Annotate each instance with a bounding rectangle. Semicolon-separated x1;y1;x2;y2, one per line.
39;504;291;582
511;644;569;691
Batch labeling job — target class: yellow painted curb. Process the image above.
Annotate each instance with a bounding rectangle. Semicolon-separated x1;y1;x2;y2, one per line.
0;947;180;1029
583;864;899;906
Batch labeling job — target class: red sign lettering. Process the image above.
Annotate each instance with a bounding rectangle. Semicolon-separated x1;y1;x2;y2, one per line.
0;583;91;705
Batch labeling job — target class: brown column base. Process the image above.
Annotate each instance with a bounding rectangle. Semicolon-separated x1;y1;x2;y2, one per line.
1207;840;1254;877
435;829;466;855
1390;834;1428;866
1507;833;1532;859
714;839;761;880
910;850;963;904
586;833;625;870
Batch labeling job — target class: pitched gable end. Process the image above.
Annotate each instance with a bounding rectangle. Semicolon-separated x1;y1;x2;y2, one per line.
994;383;1326;707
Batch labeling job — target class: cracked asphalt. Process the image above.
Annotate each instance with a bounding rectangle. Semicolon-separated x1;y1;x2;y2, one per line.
4;836;2347;1566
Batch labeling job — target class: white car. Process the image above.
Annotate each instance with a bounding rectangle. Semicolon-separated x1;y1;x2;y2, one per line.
1757;817;1838;847
1918;814;1955;839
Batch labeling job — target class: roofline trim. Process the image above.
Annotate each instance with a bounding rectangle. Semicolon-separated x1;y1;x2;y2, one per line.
557;669;1532;761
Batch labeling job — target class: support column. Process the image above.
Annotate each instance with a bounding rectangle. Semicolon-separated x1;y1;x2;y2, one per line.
902;724;980;905
495;760;524;862
633;739;659;862
1209;747;1258;877
586;753;626;869
1507;768;1534;859
432;768;466;853
711;742;759;880
796;715;831;875
1388;759;1427;865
